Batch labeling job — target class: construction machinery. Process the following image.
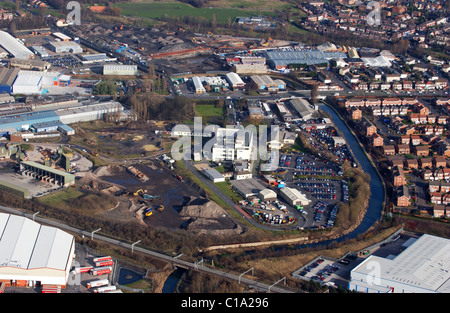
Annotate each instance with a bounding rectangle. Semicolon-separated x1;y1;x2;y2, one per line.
134;189;145;196
157;204;164;212
143;207;153;217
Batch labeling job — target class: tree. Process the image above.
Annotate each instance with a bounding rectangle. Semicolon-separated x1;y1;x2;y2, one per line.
310;84;319;106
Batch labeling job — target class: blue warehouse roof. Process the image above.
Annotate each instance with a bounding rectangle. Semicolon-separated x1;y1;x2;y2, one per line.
0;110;60;132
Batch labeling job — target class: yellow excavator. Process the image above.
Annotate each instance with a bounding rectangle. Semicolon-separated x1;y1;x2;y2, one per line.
134;189;144;196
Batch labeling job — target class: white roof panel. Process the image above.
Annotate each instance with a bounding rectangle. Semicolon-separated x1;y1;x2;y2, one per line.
28;226;73;270
0;214;40;268
0;213;74;271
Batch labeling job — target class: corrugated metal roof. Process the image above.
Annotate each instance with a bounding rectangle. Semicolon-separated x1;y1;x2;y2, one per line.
0;31;33;59
0;213;73;271
352;234;450;293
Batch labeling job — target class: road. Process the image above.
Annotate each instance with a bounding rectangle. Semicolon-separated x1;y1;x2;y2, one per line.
0;205;295;293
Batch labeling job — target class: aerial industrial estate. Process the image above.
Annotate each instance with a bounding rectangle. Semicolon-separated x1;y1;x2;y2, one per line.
0;0;448;297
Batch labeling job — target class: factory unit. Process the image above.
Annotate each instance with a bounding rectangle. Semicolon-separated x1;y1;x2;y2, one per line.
0;212;75;289
48;41;83;54
225;72;245;90
0;30;34;60
249;75;286;92
0;101;124;136
288;98;316;121
202;168;225;183
192;76;206;94
12;71;72;95
349;234;450;293
9;58;51;71
0;68;20;94
263;50;347;70
103;64;138;76
20;161;75;187
231;178;266;199
280;187;311;206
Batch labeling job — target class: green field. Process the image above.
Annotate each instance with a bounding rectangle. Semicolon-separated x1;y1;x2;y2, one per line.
195;105;223;117
115;2;274;24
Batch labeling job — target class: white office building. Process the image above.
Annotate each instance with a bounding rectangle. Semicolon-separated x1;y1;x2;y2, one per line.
210;127;255;162
349;234;450;293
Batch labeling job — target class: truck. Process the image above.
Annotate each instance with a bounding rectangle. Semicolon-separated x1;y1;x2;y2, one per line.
72;266;93;274
93;256;112;263
94;285;117;293
90;266;112;276
95;260;114;267
87;279;109;289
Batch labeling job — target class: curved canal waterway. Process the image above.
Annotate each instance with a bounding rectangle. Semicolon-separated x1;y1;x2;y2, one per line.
317;103;385;245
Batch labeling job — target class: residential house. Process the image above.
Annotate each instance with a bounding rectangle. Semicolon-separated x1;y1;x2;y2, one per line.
360;118;377;137
383;145;396;156
430;192;443;205
400;136;410;145
396;144;410;155
434;168;444;181
419;157;433;169
405;158;418;169
414;145;429;157
396;186;411;207
393;166;407;187
371;133;384;147
428;181;441;193
422;169;434;181
433;205;446;218
350;108;362;120
410;135;421;146
434;157;447;168
389;156;405;168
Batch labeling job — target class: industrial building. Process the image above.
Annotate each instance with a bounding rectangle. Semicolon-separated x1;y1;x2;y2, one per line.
20;161;75;187
11;70;72;95
202;168;225;183
0;68;19;94
103;64;138;76
250;75;285;92
192;76;206;94
225;72;245;90
80;53;117;64
0;30;34;60
231;178;266;198
263;50;347;70
9;58;51;71
0;101;125;136
280;187;311;206
0;212;75;289
48;41;83;54
288;98;316;121
349;234;450;293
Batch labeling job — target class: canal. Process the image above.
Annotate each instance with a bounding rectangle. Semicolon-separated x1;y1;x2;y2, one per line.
318;102;385;244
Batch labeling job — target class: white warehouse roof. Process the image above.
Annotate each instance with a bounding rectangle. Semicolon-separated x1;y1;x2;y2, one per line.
350;234;450;293
0;31;34;60
0;213;75;286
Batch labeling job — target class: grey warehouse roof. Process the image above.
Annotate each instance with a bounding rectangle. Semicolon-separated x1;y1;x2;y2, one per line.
0;213;74;270
264;50;347;67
